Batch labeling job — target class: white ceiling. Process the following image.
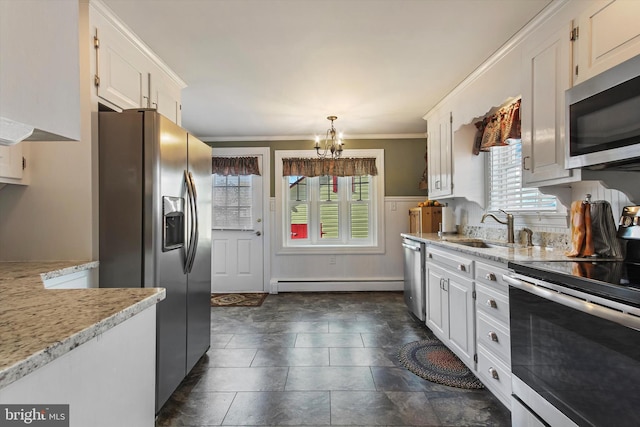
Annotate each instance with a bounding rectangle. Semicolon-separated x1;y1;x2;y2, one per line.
100;0;552;141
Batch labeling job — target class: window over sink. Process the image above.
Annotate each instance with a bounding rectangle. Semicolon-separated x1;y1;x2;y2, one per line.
487;139;557;212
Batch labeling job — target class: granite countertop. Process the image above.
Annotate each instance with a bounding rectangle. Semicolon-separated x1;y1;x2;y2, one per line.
0;261;165;389
401;232;607;264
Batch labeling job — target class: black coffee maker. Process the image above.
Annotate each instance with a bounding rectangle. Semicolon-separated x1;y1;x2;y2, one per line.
618;205;640;264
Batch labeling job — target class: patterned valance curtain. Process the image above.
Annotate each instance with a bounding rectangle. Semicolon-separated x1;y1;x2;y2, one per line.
473;98;521;154
282;157;378;177
212;156;261;176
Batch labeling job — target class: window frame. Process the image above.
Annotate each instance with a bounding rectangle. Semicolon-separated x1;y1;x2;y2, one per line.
275;149;385;255
485;139;568;228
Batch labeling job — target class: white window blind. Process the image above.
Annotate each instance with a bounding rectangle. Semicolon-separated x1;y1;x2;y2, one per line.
488;140;556;211
213;174;253;229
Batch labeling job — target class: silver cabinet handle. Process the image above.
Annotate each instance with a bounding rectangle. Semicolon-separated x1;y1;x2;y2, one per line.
457;264;466;272
488;331;499;342
485;273;497;281
489;367;499;380
487;299;497;309
522;155;531;171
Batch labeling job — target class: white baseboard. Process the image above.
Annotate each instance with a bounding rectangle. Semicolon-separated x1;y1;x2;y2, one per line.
270;280;403;294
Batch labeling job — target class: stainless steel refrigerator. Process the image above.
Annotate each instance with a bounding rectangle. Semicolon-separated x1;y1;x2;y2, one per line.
98;109;211;412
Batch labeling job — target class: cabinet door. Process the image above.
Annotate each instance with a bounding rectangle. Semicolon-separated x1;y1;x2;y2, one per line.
93;10;149;110
150;66;182;125
0;0;80;141
521;25;576;185
447;274;475;368
574;0;640;85
0;144;23;180
426;266;447;339
427;112;452;198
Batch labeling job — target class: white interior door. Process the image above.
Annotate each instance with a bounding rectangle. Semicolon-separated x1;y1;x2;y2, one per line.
211;149;267;293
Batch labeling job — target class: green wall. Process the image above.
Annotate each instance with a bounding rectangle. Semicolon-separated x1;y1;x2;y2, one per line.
206;138;427;197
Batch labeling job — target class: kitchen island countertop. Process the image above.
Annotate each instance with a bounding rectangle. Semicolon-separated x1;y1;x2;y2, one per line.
401;232;611;263
0;261;165;389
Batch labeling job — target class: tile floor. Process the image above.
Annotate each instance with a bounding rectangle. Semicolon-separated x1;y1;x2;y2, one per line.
156;292;511;426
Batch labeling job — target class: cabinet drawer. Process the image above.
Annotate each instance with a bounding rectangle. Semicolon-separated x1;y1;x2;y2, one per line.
426;247;473;279
477;311;510;364
476;282;509;325
475;261;509;292
477;343;512;405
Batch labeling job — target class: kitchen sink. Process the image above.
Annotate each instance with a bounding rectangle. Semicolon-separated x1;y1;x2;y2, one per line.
446;239;510;249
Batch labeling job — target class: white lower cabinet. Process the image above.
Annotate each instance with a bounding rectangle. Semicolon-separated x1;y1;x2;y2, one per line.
423;246;512;410
43;269;98;289
425;247;475;370
474;261;512;409
0;306;157;427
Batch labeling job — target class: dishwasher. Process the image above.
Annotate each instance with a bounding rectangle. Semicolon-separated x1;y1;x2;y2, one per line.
402;237;425;321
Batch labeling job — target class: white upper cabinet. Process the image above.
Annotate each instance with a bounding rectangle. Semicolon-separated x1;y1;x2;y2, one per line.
572;0;640;86
0;0;81;142
0;144;24;183
90;1;185;124
426;110;452;198
149;64;182;125
521;24;578;186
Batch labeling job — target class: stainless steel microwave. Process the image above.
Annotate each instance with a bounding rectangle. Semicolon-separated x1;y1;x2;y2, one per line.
565;54;640;170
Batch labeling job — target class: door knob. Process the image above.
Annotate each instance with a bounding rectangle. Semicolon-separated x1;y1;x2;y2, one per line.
255;231;262;236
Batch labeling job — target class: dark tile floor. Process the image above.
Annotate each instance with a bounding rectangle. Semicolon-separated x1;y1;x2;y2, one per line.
156;292;511;426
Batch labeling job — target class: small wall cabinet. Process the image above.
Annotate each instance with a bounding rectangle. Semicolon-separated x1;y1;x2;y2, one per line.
90;2;184;125
572;0;640;86
426;110;453;198
0;0;81;142
0;144;25;184
409;206;442;233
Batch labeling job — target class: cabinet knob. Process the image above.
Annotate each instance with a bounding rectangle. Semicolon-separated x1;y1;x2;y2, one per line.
485;273;497;281
457;264;466;272
488;331;499;342
487;299;498;309
427;253;433;259
489;367;499;380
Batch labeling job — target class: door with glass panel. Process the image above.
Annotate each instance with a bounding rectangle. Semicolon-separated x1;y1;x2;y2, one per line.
211;150;264;292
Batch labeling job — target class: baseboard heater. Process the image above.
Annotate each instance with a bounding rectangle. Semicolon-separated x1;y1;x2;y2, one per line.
269;279;403;294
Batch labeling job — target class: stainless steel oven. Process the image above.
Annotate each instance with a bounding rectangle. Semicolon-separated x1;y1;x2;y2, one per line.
566;53;640;170
504;269;640;427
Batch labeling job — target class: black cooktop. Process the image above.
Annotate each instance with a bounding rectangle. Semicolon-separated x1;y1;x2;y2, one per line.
508;260;640;307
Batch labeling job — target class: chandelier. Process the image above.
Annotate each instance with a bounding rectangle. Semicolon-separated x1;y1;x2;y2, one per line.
314;115;344;159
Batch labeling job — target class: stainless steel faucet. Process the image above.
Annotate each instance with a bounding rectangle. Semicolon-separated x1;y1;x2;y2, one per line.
481;209;515;243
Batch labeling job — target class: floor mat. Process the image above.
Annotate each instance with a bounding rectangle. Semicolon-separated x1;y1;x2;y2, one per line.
211;293;268;307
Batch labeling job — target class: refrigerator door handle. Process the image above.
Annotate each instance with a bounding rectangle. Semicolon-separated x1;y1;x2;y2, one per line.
184;169;197;274
186;171;199;273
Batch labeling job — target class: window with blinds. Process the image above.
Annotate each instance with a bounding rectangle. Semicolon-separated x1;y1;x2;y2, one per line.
213;174;253;229
488;140;556;211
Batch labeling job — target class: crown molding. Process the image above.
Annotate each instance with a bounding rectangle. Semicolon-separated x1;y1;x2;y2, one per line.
202;132;426;143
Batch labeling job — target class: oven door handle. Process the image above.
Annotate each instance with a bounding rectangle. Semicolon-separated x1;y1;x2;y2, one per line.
503;274;640;331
